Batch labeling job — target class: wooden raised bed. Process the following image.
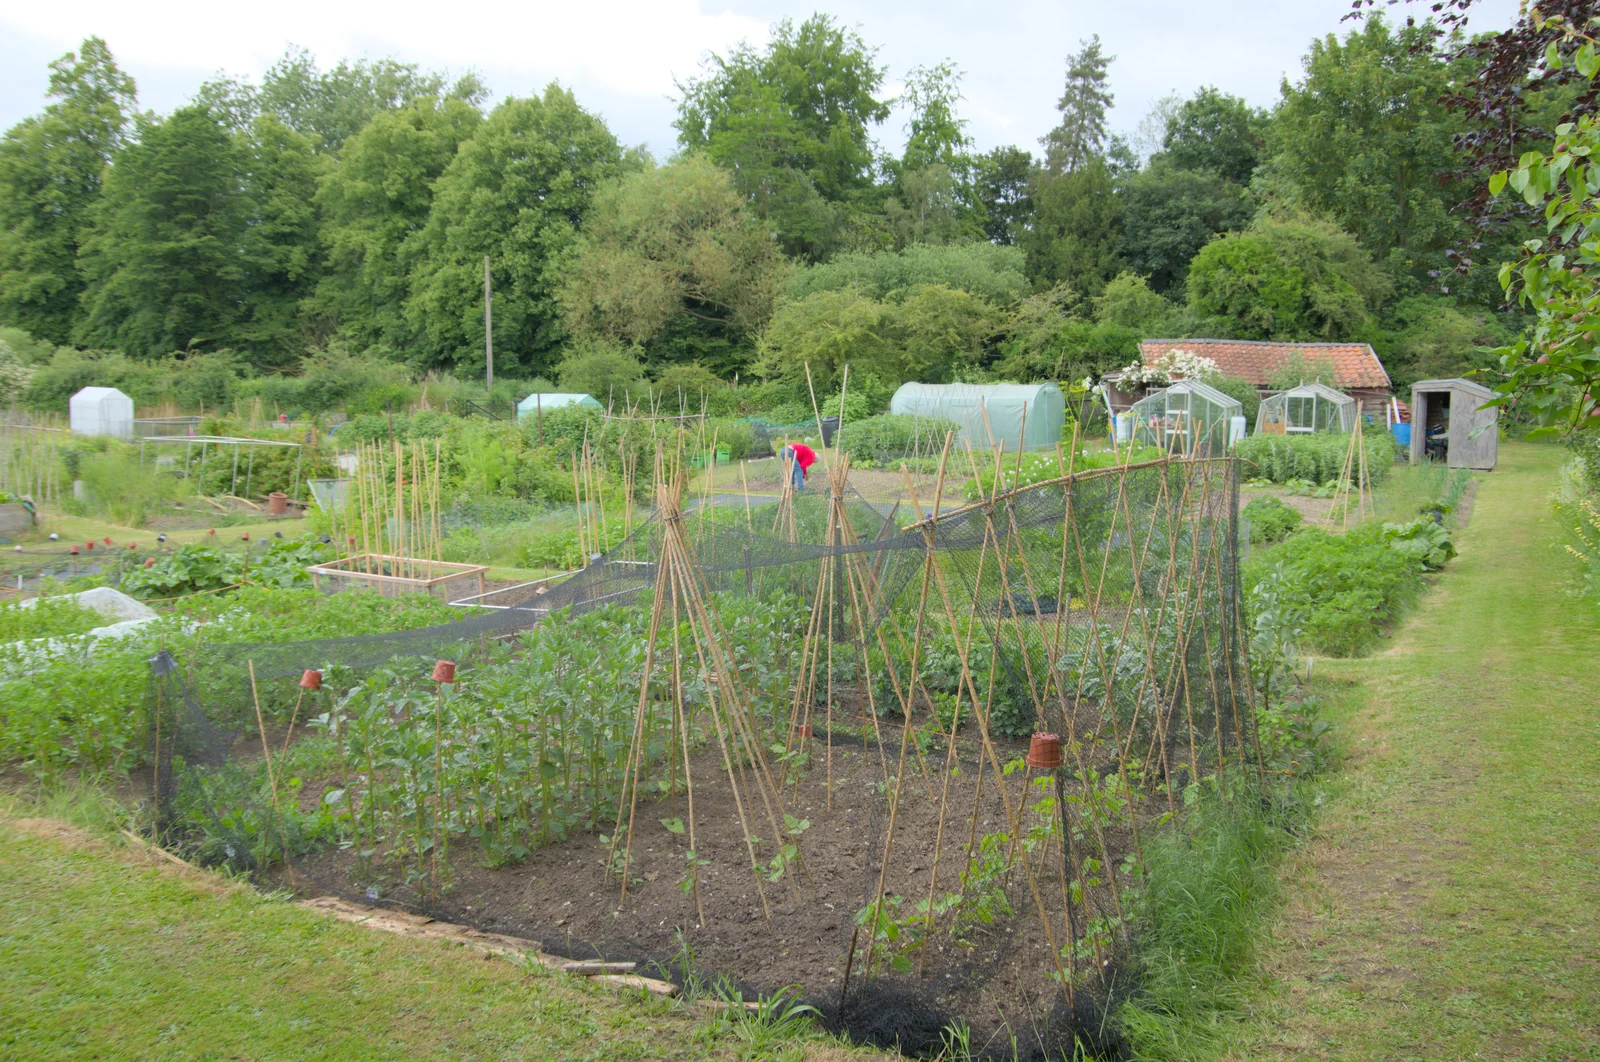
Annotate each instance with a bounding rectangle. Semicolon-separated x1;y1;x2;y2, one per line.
306;554;488;602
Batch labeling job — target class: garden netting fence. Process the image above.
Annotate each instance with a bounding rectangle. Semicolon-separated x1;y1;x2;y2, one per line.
144;454;1255;1058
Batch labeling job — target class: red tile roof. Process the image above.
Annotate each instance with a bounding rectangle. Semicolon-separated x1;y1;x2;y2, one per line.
1140;339;1392;391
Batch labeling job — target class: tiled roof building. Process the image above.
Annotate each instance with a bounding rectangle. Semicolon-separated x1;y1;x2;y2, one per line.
1139;338;1392;392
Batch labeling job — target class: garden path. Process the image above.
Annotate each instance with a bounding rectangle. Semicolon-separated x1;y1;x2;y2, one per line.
1228;441;1600;1059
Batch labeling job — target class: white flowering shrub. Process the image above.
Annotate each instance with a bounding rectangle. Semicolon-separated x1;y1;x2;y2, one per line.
1119;348;1220;386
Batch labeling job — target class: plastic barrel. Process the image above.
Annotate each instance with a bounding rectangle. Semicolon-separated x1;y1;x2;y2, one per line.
1391;423;1412;446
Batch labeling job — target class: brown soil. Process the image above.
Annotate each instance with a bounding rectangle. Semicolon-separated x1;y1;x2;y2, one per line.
273;719;1120;1050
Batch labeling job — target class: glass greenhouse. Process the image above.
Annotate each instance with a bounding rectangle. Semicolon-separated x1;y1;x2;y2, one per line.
1254;380;1355;436
1128;379;1243;458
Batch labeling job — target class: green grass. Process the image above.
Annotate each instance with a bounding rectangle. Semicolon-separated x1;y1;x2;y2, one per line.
1119;785;1311;1059
1214;441;1600;1059
0;802;877;1062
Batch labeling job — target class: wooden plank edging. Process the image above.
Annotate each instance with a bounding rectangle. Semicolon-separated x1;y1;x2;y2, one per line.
297;895;679;998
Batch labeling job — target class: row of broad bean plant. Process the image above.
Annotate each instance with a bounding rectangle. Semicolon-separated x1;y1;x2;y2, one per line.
169;591;814;878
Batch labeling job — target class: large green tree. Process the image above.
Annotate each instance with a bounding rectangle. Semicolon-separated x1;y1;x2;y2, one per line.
1271;16;1467;285
1040;36;1114;178
74;106;252;356
312;96;483;349
403;86;625;375
1186;213;1391;339
675;15;890;259
558;156;786;377
971;146;1035;245
195;48;486;154
232;116;327;367
1117;162;1254;293
757;283;996;391
1159;87;1267;185
1022;160;1122;294
789;242;1029;305
0;39;137;345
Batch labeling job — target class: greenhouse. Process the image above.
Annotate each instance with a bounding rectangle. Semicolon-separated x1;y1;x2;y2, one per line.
1255;380;1356;436
1127;379;1243;457
515;392;601;425
68;386;134;439
888;381;1065;452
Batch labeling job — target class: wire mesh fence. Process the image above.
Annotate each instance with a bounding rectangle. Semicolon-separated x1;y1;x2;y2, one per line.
144;453;1253;1055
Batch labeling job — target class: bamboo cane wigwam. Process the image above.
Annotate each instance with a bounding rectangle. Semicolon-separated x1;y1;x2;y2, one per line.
144;449;1255;1053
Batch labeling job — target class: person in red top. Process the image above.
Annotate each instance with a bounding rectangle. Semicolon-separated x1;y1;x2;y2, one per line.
782;439;817;492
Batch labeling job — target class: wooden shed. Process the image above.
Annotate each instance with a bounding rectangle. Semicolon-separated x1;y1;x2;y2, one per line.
1408;378;1498;470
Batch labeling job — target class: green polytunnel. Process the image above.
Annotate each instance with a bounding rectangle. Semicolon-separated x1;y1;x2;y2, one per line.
1127;379;1243;457
515;392;602;425
888;382;1066;453
1254;380;1355;436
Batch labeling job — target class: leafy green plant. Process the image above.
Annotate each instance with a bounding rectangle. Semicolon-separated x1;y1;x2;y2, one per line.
1383;519;1457;570
1245;524;1423;656
1234;432;1394;487
1242;495;1302;544
0;596;104;642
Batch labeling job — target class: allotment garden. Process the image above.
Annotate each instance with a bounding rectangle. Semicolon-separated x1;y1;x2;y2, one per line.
0;401;1481;1058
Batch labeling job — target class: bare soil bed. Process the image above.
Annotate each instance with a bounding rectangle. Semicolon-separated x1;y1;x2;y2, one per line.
273;719;1117;1051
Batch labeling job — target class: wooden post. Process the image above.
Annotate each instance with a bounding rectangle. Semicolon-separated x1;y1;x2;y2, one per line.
484;255;494;392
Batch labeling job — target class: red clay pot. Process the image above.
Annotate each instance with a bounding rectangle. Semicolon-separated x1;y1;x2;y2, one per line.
240;532;250;541
84;541;94;550
69;547;79;556
794;724;813;739
1026;732;1063;770
143;557;156;568
267;491;289;515
431;660;457;684
300;669;323;690
127;542;136;550
103;537;112;545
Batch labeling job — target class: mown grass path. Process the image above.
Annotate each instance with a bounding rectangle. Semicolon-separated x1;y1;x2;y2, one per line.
0;817;874;1061
1229;442;1600;1060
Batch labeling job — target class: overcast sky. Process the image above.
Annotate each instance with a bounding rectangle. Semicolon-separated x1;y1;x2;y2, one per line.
2;0;1523;159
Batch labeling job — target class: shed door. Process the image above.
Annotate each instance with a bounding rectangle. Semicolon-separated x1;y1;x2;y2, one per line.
1449;392;1498;470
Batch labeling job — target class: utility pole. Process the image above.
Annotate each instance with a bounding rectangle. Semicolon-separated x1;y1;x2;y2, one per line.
483;255;494;393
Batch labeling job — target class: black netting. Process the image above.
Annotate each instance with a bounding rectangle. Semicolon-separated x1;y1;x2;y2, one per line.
143;456;1253;1056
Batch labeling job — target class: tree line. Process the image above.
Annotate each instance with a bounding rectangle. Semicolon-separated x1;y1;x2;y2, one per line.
0;12;1581;412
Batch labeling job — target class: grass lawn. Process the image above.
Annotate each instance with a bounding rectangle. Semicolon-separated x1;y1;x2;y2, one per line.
1221;441;1600;1059
0;813;880;1062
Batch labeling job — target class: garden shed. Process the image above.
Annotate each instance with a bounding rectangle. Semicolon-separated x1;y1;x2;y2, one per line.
888;382;1065;452
1409;378;1498;470
516;392;601;426
1128;379;1243;457
1255;380;1356;436
69;386;134;440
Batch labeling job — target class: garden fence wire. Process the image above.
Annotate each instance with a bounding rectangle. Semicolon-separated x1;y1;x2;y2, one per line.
144;454;1255;1058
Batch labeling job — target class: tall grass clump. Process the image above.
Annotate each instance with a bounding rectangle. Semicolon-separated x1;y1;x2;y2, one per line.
1118;786;1307;1059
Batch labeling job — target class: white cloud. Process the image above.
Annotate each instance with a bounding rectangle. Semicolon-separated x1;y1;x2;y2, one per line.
3;1;768;100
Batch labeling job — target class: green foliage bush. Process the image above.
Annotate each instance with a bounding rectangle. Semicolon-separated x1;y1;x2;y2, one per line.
836;414;960;464
0;583;458;780
118;537;335;599
1233;431;1395;487
787;242;1028;305
0;596;105;642
1242;496;1302;544
1244;521;1442;656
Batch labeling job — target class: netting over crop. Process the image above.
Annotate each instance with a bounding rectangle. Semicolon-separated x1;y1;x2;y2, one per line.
145;454;1252;1056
